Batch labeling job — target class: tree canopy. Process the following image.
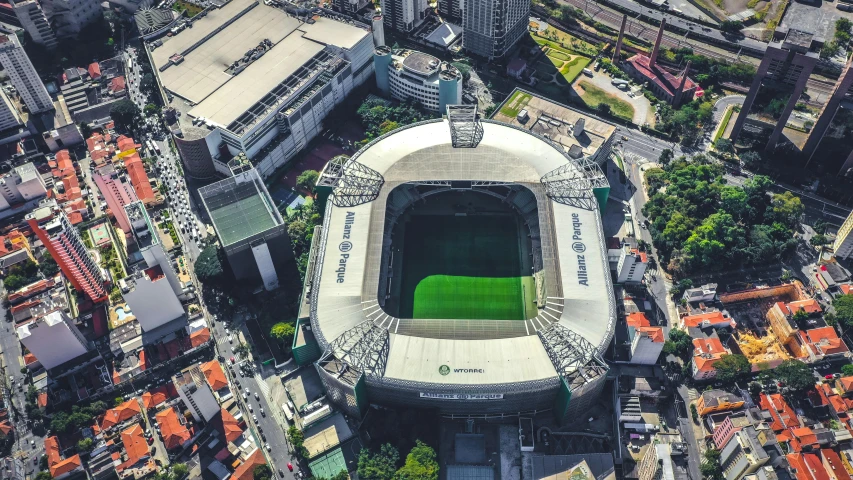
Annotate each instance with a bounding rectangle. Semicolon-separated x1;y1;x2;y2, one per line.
194;245;225;284
358;444;400;480
834;294;853;329
714;354;751;383
842;364;853;377
110;99;140;130
357;98;434;142
642;158;799;276
270;322;296;343
296;170;320;193
775;360;815;392
253;465;272;480
394;441;438;480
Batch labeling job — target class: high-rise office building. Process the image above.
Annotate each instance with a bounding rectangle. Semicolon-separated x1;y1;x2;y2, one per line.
27;200;107;302
381;0;427;32
40;0;100;38
199;165;292;291
11;0;58;49
833;209;853;260
802;59;853;176
462;0;528;58
332;0;369;15
16;309;89;369
0;34;53;114
730;28;819;152
93;164;138;234
438;0;461;20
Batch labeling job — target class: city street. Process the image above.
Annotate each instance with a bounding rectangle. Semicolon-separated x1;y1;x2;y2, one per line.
0;288;46;478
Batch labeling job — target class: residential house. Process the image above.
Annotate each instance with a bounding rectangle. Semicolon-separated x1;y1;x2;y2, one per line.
760;394;800;433
698;390;745;416
101;399;142;431
44;436;83;480
683;283;718;304
787;453;830;480
682;310;736;330
693;337;728;380
155;407;191;450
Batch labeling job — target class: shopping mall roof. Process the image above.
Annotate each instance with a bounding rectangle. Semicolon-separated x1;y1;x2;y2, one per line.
151;0;368;129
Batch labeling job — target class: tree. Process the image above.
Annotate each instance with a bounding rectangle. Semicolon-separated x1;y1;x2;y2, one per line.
270;322;295;343
115;396;125;407
690;403;698;422
740;151;762;170
714;354;751;383
714;138;734;155
77;438;94;453
451;62;471;82
287;426;308;458
793;309;809;323
748;381;762;396
296;170;320;193
775;360;815;392
810;234;829;246
771;191;805;226
378;121;400;135
358;444;400;480
144;104;159;116
195;245;224;284
253;465;272;480
395;441;438;480
596;103;612;115
658;148;674;166
842;364;853;377
719;20;743;33
826;313;838;327
35;472;52;480
834;294;853;329
173;464;189;479
110;99;140;130
234;342;250;359
663;329;693;359
39;258;59;277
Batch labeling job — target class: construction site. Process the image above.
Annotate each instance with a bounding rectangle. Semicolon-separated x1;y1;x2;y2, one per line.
720;282;815;366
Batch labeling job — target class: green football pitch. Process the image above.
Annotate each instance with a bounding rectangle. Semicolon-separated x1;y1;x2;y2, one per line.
398;215;536;320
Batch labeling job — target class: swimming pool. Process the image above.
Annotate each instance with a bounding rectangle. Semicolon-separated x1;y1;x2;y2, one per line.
115;307;132;321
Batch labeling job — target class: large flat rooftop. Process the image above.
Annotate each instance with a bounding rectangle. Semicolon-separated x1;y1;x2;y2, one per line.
493;91;617;161
150;0;368;130
199;168;283;247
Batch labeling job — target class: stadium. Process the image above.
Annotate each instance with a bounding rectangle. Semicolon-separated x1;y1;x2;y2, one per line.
309;107;615;420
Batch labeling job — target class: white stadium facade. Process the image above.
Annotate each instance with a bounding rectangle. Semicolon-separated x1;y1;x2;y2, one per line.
307;106;614;421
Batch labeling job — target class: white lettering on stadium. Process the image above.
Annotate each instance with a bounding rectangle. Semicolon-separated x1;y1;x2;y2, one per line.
419;393;504;400
336;212;356;283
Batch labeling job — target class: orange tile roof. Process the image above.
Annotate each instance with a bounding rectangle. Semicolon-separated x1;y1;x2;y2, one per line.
101;399;142;430
155;408;191;450
693;337;726;354
790;427;818;451
142;391;167;410
125;153;155;203
116;135;136;152
788;299;823;314
218;408;243;443
50;455;82;478
761;393;799;432
190;328;211;348
88;63;101;79
121;424;150;464
45;436;61;466
626;312;650;328
682;311;733;328
230;449;267;480
799;327;849;358
841;285;853;295
201;360;229;391
637;326;665;343
840;377;853;392
0;421;12;435
37;392;47;408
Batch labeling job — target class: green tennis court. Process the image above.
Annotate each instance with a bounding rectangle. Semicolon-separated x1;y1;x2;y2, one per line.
398;215;535;320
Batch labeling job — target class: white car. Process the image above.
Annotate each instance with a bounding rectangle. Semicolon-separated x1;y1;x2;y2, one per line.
228;335;233;343
253;415;258;423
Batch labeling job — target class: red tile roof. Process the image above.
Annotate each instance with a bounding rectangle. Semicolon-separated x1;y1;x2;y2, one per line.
0;420;12;435
155;408;191;450
190;328;211;348
201;360;229;391
761;393;799;432
121;424;150;464
626;312;650;328
798;327;849;358
45;436;83;478
626;54;698;99
230;449;267;480
638;326;665;343
88;63;101;79
109;76;126;94
683;311;734;328
788;299;823;315
214;408;243;443
37;392;48;408
821;449;851;480
124;152;155;203
101;399;142;430
141;391;167;410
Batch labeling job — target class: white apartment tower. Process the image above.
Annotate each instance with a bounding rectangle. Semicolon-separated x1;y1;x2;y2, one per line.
173;365;219;422
17;309;89;369
834;210;853;259
462;0;529;58
616;246;648;284
0;34;53;114
381;0;427;32
11;0;58;49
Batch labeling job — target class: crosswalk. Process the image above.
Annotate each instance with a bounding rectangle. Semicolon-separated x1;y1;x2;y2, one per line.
687;388;699;401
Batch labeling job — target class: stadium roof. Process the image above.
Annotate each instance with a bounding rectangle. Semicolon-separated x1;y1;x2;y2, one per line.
151;0;368;129
199;168;283;247
311;118;614;387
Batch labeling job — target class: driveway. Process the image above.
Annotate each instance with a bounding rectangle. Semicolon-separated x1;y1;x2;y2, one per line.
575;71;653;126
713;95;744;122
